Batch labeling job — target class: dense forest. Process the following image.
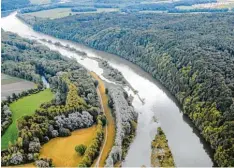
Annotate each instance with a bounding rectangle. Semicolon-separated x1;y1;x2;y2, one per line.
25;12;234;166
1;30;103;166
1;0;30;11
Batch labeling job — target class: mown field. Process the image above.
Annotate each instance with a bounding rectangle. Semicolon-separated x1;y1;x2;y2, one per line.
1;74;36;100
23;8;119;19
176;0;234;10
29;0;50;4
1;89;54;150
39;126;97;167
1;73;23;85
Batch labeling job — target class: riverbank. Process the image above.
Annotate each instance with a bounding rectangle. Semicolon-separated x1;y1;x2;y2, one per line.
1;13;214;166
151;127;175;167
90;72;115;167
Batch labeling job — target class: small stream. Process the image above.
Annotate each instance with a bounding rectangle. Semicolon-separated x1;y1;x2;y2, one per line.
41;76;50;88
1;12;213;167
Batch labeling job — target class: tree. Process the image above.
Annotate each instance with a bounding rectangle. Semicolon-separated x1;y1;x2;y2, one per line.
75;144;87;156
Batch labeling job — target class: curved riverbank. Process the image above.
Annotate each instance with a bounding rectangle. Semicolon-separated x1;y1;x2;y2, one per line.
1;13;213;167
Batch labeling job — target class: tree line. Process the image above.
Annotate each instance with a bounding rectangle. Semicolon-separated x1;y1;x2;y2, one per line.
1;30;102;166
29;12;234;166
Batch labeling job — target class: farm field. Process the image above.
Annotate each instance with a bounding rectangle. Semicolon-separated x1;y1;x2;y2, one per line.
23;8;119;19
90;72;115;167
1;74;36;100
39;125;97;167
1;89;54;150
29;0;50;5
176;0;234;10
2;74;23;85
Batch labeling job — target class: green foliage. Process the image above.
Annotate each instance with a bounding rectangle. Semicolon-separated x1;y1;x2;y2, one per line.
1;89;53;150
1;30;100;166
30;12;234;166
151;127;175;167
1;0;30;11
97;114;107;126
75;144;87;156
77;115;104;167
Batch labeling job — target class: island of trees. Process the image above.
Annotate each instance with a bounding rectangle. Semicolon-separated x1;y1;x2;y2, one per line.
21;11;234;166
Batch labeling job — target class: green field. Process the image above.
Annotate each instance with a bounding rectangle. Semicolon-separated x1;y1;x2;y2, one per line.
24;8;119;19
1;73;23;85
1;89;54;150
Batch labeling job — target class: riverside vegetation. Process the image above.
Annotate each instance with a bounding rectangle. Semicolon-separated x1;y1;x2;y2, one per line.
1;30;138;167
151;127;175;167
21;12;234;166
1;30;102;166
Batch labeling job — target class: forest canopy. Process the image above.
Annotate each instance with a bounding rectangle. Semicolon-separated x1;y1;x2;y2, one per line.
1;30;101;166
26;12;234;166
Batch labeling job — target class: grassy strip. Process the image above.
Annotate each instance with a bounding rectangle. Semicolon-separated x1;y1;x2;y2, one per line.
90;72;116;167
1;89;53;150
151;127;175;167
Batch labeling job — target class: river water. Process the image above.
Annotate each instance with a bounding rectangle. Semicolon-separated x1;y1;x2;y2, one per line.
1;12;213;167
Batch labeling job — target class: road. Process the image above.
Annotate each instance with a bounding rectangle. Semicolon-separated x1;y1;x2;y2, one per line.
95;84;108;167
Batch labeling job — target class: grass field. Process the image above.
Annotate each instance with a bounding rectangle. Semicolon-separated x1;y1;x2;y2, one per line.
90;72;115;167
176;0;234;10
24;8;119;19
29;0;50;4
1;74;36;100
1;89;54;150
1;74;23;85
39;125;97;167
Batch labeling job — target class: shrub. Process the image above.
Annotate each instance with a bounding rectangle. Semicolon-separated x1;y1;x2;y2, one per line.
58;128;71;137
75;144;87;156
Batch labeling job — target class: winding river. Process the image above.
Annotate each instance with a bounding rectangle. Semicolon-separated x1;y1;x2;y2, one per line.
1;12;213;167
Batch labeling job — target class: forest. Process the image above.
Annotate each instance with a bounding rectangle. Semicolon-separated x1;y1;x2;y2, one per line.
25;12;234;166
1;0;30;11
1;30;103;166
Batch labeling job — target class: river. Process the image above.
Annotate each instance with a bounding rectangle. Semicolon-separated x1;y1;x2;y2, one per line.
1;12;213;167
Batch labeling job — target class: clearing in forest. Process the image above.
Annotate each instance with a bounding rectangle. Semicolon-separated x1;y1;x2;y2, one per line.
39;126;97;167
90;72;116;167
23;8;119;19
29;0;50;5
1;89;54;150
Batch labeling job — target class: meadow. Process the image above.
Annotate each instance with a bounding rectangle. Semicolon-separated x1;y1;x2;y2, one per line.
23;8;119;19
39;126;97;167
1;74;36;100
29;0;50;5
1;89;54;149
1;74;23;85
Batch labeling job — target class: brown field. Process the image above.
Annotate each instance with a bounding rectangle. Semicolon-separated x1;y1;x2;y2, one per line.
90;72;116;167
39;126;97;167
1;74;36;100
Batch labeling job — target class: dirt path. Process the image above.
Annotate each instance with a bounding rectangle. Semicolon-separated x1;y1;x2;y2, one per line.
90;72;115;167
95;88;108;167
